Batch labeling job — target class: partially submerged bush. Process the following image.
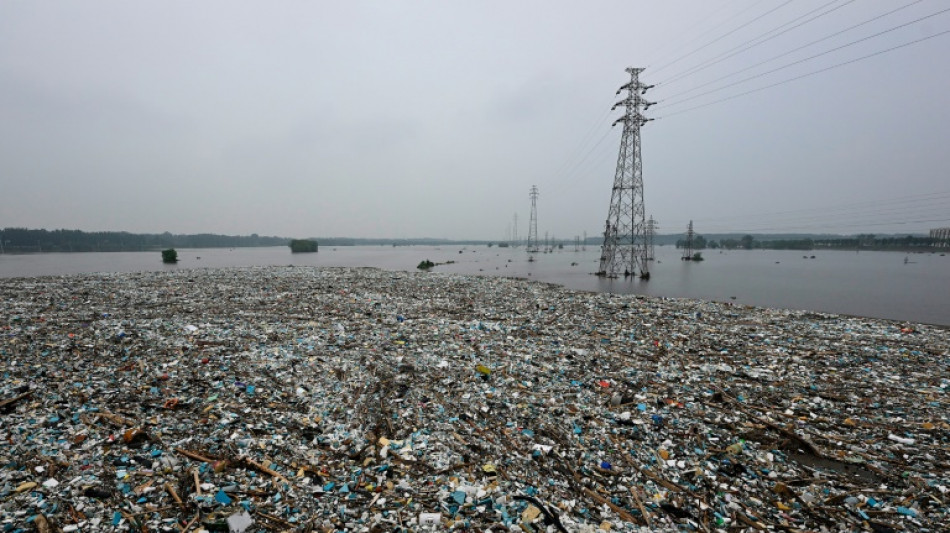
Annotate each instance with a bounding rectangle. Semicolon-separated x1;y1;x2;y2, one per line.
289;239;318;253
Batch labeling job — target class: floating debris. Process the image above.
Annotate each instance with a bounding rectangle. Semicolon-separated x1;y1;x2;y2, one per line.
0;266;947;531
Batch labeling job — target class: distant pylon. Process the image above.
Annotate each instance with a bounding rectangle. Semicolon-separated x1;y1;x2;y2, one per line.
646;216;657;261
682;220;694;260
527;186;539;253
512;213;519;247
597;68;654;279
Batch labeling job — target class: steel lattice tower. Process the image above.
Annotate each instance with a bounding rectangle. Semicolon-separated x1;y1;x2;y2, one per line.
597;68;654;279
527;185;539;253
646;216;657;261
512;213;519;247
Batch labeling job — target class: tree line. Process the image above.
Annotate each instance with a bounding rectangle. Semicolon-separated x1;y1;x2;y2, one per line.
0;228;287;253
676;234;946;251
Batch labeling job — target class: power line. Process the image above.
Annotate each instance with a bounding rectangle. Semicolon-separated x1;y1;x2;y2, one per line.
660;0;854;87
663;191;950;233
659;0;924;101
663;190;950;227
643;0;755;68
660;5;950;110
688;190;950;223
688;206;950;232
689;216;950;234
669;206;950;232
651;0;794;75
656;27;950;118
533;101;616;203
544;126;617;199
673;216;950;234
557;127;615;181
547;104;614;182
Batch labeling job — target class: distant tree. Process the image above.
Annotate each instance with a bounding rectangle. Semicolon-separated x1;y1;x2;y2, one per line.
741;235;755;249
692;252;704;261
161;249;178;263
289;239;318;253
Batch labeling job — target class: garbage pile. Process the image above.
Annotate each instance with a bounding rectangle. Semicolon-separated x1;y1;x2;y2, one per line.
1;266;948;532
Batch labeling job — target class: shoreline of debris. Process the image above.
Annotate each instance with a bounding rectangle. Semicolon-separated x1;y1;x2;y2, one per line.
2;266;948;532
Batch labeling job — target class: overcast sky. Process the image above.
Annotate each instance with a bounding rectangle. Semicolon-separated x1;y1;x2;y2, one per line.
2;1;948;239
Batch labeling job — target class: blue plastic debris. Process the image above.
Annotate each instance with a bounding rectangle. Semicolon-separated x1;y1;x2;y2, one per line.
215;489;232;505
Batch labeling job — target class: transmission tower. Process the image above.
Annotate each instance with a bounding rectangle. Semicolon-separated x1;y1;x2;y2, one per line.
597;67;654;279
682;220;694;261
527;186;539;253
646;216;657;261
512;213;519;247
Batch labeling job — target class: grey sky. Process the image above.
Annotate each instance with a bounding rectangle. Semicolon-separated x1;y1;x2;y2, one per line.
2;1;948;240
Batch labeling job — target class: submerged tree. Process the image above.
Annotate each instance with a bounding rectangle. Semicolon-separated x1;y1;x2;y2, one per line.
161;249;178;263
289;239;318;253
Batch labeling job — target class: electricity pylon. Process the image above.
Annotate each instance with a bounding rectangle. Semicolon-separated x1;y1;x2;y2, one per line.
527;186;539;253
597;67;654;279
512;213;519;247
646;216;657;261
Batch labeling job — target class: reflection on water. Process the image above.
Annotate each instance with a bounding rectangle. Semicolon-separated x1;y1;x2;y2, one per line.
1;245;947;325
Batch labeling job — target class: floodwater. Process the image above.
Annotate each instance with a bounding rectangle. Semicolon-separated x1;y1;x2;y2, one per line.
1;245;947;326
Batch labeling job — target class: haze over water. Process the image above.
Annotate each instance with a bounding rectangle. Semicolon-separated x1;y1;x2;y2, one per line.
1;246;947;326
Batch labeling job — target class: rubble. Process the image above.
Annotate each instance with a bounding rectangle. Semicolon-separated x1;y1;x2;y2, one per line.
1;266;948;532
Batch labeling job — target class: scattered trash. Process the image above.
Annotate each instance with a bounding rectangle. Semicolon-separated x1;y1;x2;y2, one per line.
227;511;254;533
418;512;441;526
0;266;947;531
